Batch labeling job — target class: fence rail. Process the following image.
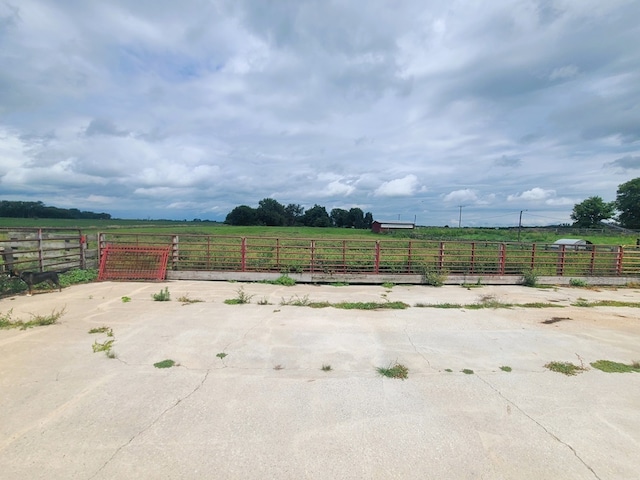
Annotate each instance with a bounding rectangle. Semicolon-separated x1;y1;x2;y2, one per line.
97;233;640;279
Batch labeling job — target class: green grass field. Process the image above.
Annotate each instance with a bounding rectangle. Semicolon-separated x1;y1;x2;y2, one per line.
0;217;636;245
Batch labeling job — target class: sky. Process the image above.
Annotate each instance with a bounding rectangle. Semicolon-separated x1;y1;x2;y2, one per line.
1;0;639;226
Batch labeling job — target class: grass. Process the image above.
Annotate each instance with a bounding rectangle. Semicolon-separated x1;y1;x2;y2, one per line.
499;366;512;372
521;269;538;287
177;294;204;304
571;299;640;307
329;282;349;287
382;282;395;289
569;278;588;287
333;301;409;310
321;364;332;372
544;361;587;376
152;287;171;301
0;308;65;330
92;339;114;353
224;287;254;304
590;360;640;373
121;296;131;303
415;302;462;308
153;359;176;369
88;326;113;336
377;363;409;380
261;274;296;286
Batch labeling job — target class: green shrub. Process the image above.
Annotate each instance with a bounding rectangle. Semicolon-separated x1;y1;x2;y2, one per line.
521;269;538;287
152;287;171;301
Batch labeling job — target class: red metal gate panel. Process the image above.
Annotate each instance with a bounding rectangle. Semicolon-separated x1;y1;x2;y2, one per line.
98;245;171;281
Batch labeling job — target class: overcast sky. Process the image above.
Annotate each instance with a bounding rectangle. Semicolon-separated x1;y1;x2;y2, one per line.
1;1;639;226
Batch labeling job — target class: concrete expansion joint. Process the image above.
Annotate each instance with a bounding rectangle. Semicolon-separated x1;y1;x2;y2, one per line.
475;374;602;480
87;369;211;480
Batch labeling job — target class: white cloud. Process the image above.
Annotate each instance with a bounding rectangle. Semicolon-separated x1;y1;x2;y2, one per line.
374;174;420;197
507;188;555;202
442;189;479;204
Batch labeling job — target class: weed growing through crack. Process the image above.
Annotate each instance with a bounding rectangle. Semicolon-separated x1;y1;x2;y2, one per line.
257;297;271;305
416;302;462;308
152;287;171;301
121;296;131;303
590;360;640;373
0;308;65;330
321;364;332;372
500;366;512;372
330;282;349;287
569;278;588;287
461;369;474;374
92;339;115;354
261;274;296;286
444;368;453;372
154;359;176;369
224;287;253;305
177;294;203;305
377;363;409;380
335;301;409;310
572;299;640;308
382;282;395;289
88;326;113;337
216;352;227;360
544;361;587;376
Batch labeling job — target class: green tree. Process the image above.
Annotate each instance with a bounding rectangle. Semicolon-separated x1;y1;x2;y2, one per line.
616;178;640;229
570;196;615;227
284;203;304;226
303;204;331;227
225;205;258;225
348;208;365;229
256;198;286;226
363;212;374;229
330;208;350;227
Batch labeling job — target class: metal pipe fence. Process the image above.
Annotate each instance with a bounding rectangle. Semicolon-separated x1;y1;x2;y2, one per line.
97;233;640;278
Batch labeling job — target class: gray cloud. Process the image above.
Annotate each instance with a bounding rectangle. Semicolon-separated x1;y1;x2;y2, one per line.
0;0;639;225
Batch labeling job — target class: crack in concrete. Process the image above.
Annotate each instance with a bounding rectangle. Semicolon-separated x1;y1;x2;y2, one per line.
87;369;211;480
475;374;602;480
403;320;435;371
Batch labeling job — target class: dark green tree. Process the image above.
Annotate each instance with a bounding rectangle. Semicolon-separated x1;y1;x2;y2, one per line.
284;203;305;226
225;205;259;225
363;212;374;229
570;196;615;227
330;208;350;227
256;198;286;226
303;204;331;227
616;178;640;229
348;207;365;229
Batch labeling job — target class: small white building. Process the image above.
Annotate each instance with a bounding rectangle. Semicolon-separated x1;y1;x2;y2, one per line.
371;221;415;234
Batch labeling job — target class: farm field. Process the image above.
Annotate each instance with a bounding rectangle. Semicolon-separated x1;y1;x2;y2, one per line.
0;217;636;245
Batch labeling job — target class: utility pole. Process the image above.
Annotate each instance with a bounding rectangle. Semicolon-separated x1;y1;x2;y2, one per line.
458;205;464;228
518;210;527;242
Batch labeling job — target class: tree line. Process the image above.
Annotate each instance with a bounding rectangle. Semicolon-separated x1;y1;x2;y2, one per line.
225;198;374;228
0;201;111;220
571;177;640;229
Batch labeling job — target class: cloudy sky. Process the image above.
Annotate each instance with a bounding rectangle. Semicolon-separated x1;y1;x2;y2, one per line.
1;0;639;226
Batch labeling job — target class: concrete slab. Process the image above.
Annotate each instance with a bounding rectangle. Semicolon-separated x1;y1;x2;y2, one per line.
1;281;640;479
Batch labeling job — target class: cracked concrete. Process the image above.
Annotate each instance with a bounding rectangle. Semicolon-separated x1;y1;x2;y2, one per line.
1;281;640;479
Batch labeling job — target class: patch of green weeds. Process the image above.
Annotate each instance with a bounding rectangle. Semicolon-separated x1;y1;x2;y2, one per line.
177;294;203;304
461;369;474;375
88;326;113;336
280;294;311;306
377;363;409;380
154;359;176;369
544;361;587;376
216;352;227;360
382;282;395;289
521;269;538;287
152;287;171;301
444;368;453;372
262;274;296;286
0;308;65;330
590;360;640;373
419;267;446;287
520;302;562;308
334;301;409;310
59;269;98;287
500;366;512;372
224;287;253;304
467;294;513;309
569;278;588;287
415;302;462;308
572;300;640;308
330;282;349;287
92;339;115;354
121;296;131;303
321;364;332;372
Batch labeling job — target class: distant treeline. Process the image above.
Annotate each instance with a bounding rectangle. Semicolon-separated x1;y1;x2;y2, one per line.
226;198;373;228
0;201;111;220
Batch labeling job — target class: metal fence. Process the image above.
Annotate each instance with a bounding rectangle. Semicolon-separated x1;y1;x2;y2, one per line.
97;233;640;278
